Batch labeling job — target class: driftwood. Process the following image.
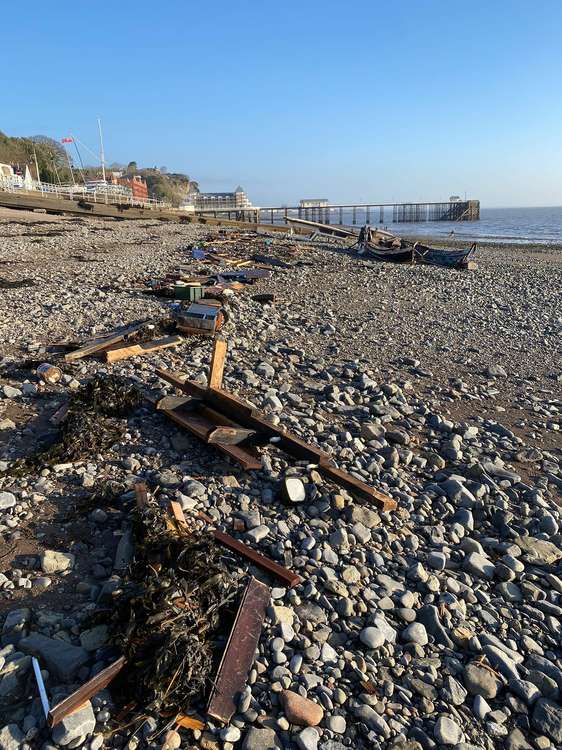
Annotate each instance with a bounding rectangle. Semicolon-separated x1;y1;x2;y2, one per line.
104;335;182;363
48;657;126;727
156;368;396;512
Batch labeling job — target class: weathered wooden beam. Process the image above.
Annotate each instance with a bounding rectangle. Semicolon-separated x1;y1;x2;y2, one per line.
64;322;146;362
134;482;149;508
213;530;301;588
48;657;126;727
159;404;262;471
317;461;396;511
207;426;256;445
104;335;182;363
207;578;270;724
65;332;129;362
209;335;227;389
155;370;396;511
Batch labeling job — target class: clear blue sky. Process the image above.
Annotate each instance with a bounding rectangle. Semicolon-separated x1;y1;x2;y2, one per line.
2;0;561;207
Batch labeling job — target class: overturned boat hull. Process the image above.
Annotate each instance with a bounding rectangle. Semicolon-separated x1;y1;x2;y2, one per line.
359;229;476;269
413;242;477;268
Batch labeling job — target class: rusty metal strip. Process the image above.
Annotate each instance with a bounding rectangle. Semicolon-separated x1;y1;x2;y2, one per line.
213;529;301;588
134;482;149;508
48;657;126;727
207;577;269;724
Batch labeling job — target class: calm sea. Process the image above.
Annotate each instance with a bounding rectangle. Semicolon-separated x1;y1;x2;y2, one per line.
389;206;562;245
264;206;562;245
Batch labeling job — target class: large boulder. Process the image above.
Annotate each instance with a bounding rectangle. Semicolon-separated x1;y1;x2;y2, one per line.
18;632;88;681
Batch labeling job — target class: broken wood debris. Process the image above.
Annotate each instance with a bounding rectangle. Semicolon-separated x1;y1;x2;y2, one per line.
107;498;243;719
104;335;182;363
47;657;126;727
207;577;270;724
175;714;205;731
63;321;149;362
195;509;301;587
155;345;397;512
208;334;227;389
134;481;149;508
159;400;262;470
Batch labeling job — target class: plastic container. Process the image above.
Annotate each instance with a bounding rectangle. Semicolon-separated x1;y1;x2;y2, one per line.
174;283;203;301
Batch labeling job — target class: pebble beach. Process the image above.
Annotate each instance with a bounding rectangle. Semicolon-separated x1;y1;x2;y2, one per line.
0;209;561;750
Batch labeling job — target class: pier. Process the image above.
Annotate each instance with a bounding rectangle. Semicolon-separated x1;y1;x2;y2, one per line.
197;199;480;226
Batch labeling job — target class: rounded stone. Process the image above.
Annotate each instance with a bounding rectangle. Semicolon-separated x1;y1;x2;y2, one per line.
281;690;324;727
401;622;428;646
326;715;346;733
359;626;385;649
434;716;463;745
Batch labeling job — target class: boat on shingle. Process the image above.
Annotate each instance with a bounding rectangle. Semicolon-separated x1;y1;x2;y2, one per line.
358;227;476;269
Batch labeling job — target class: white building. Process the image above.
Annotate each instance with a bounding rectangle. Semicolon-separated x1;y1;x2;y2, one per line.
299;198;329;208
184;185;253;211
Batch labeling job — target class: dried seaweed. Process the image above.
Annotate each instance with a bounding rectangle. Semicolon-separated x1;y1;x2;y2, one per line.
108;502;242;716
1;374;140;476
0;277;35;289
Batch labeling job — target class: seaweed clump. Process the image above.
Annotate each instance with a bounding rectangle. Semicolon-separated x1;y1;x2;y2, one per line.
108;501;241;716
2;374;140;476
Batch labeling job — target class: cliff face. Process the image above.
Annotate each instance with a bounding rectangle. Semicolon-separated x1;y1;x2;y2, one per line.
142;172;199;206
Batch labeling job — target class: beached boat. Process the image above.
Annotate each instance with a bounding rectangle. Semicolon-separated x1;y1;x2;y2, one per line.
358;227;476;269
412;241;477;268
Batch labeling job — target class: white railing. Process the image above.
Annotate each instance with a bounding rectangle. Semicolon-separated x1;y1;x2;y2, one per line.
0;178;174;210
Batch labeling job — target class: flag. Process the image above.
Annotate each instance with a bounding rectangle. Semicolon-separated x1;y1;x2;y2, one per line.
61;137;73;143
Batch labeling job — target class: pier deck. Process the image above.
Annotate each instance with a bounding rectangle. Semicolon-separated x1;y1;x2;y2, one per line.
198;200;480;226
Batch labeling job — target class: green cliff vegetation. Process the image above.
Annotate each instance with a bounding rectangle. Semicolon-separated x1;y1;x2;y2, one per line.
0;132;72;184
0;131;198;205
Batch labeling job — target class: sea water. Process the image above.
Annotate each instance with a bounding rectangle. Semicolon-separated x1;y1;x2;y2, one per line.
264;206;562;245
389;206;562;244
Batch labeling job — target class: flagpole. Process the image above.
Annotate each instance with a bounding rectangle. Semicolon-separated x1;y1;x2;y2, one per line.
71;138;87;184
64;146;76;186
97;117;106;183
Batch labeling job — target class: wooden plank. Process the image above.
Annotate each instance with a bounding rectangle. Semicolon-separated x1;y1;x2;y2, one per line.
155;369;396;510
213;530;301;588
48;657;125;727
170;500;188;529
64;332;129;362
207;427;256;445
64;321;147;362
208;335;227;389
318;461;397;512
155;371;323;459
160;406;262;471
207;578;270;724
104;335;182;363
156;395;194;411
